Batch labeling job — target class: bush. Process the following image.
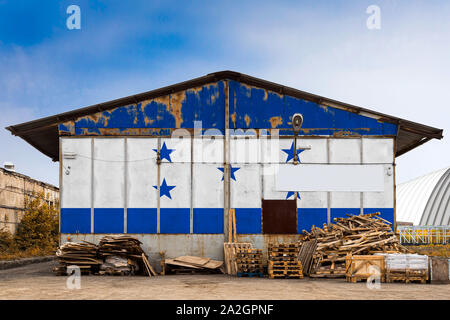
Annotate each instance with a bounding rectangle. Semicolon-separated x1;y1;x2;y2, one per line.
0;228;15;252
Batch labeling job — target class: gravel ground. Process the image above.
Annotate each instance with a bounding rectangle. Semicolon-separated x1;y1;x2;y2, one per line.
0;261;448;300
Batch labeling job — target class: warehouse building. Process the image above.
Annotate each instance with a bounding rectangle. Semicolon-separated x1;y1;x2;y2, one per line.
6;71;444;260
0;163;59;234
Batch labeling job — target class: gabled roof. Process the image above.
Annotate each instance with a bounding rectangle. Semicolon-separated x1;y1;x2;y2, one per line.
6;70;444;161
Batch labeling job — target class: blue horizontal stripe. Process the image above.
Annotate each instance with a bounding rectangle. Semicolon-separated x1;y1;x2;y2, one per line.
363;208;394;226
235;208;261;234
60;207;394;235
330;208;361;222
297;208;327;234
94;208;124;233
127;208;157;234
61;208;91;233
193;208;224;234
160;208;190;234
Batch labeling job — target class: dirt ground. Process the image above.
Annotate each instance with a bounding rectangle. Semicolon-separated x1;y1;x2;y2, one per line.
0;261;448;300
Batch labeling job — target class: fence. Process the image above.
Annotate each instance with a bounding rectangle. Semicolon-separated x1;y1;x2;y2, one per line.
398;226;450;245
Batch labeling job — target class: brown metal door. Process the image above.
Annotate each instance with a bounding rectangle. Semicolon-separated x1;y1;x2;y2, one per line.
262;199;297;234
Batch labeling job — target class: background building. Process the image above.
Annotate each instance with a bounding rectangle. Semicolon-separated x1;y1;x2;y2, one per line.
6;71;444;260
0;164;59;234
397;166;450;226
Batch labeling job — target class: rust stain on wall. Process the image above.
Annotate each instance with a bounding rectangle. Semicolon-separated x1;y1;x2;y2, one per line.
169;91;185;128
269;116;283;128
244;114;251;127
231;112;236;128
333;130;361;137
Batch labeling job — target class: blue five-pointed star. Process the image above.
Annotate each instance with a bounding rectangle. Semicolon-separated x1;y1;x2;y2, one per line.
153;142;175;162
282;142;306;163
218;165;240;181
286;191;301;200
153;178;176;199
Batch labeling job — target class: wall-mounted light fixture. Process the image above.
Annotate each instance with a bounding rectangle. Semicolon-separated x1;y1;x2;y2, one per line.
292;113;303;165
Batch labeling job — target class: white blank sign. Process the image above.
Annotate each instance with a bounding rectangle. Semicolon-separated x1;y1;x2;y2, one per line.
276;164;384;192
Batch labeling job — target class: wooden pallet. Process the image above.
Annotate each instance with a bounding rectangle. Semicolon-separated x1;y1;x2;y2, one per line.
385;269;427;284
236;248;263;254
269;256;299;261
269;248;299;253
224;242;252;275
268;243;300;249
269;260;301;266
269;273;303;279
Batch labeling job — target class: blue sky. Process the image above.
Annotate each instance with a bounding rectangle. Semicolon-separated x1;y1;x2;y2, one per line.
0;0;449;186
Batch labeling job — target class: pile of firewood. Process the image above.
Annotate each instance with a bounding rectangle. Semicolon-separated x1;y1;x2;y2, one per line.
53;241;102;275
301;212;410;278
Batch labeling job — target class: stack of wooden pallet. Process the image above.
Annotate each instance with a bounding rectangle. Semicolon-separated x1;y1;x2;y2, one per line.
223;242;252;275
53;241;102;275
236;248;264;277
268;243;303;279
301;212;410;278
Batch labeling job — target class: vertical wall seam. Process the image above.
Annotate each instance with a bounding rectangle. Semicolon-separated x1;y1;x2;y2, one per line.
224;80;230;241
157;138;161;234
326;138;331;225
190;135;194;234
58;137;62;242
360;137;364;215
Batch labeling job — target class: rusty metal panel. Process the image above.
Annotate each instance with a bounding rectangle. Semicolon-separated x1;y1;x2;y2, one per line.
262;199;297;234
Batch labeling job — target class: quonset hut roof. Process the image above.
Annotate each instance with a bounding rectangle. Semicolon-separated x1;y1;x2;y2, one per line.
5;71;444;161
397;167;450;226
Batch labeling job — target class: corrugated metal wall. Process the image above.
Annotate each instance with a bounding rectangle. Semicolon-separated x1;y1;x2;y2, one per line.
60;135;394;258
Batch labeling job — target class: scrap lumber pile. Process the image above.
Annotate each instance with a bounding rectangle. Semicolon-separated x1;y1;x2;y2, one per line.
53;241;102;275
98;236;151;276
53;236;156;276
377;253;428;284
235;248;264;277
268;243;303;279
302;212;410;278
165;255;223;274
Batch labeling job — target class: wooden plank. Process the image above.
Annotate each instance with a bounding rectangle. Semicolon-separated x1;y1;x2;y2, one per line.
165;259;202;269
232;209;237;243
141;254;152;277
142;253;157;276
228;209;233;243
174;256;211;267
203;260;224;269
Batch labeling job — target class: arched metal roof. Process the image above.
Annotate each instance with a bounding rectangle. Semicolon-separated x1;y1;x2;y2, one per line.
397;166;450;225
